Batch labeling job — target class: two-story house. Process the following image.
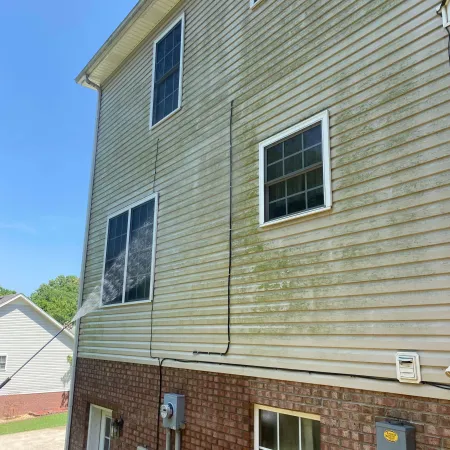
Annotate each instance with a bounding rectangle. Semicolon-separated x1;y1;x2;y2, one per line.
67;0;450;449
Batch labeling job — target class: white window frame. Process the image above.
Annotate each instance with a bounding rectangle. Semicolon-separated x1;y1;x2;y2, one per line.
254;404;320;450
0;354;7;371
250;0;264;8
87;404;112;450
100;193;159;308
149;13;185;129
258;110;332;227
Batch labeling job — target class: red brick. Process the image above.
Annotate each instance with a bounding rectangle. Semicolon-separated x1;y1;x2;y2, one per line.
67;358;450;450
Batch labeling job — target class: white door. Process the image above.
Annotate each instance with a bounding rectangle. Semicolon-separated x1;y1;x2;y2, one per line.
87;405;112;450
99;411;112;450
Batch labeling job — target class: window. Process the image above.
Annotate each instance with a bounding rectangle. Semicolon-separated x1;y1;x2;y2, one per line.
250;0;263;7
150;14;185;127
255;405;320;450
102;195;158;306
87;405;112;450
0;355;7;371
258;111;331;226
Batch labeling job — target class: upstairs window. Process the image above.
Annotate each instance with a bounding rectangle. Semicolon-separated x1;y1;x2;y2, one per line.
102;195;158;306
0;355;7;371
255;405;321;450
259;111;331;226
151;15;185;127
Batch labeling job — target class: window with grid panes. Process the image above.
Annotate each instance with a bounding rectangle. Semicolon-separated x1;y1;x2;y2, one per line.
0;355;6;371
151;18;183;125
259;112;331;225
102;196;157;306
256;406;320;450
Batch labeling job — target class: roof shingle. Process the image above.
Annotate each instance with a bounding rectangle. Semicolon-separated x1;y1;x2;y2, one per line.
0;294;19;307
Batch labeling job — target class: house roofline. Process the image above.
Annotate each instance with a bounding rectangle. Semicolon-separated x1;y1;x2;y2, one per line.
76;0;181;89
0;294;74;340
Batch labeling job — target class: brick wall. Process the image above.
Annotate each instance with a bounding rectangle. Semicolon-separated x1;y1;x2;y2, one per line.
68;358;450;450
0;391;69;419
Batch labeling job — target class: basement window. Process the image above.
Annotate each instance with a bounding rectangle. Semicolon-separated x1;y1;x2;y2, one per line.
101;194;158;306
255;405;321;450
258;111;332;226
150;14;185;127
0;355;7;371
87;405;112;450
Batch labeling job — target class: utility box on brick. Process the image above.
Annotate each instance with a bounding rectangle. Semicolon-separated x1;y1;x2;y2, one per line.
376;421;415;450
160;393;185;430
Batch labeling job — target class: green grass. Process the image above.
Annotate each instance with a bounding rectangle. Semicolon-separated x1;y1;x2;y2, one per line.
0;412;67;435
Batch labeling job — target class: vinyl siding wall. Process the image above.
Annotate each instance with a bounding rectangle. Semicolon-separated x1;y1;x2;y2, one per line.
0;299;74;396
78;0;450;387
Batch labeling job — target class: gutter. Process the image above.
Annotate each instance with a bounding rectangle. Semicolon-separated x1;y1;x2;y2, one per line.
64;75;102;450
75;0;149;86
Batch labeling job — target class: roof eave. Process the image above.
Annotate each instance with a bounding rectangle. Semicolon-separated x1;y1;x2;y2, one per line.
76;0;181;88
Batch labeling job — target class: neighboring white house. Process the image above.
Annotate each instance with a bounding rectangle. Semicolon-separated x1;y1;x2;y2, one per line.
0;293;74;418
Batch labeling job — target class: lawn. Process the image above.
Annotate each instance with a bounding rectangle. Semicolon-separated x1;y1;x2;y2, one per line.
0;412;67;435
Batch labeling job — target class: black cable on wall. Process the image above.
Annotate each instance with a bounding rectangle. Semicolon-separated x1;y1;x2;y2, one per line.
193;99;234;357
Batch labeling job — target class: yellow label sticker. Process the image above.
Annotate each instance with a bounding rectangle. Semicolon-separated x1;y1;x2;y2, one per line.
384;430;399;442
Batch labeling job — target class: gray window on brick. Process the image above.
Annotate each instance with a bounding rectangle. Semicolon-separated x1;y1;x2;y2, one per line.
152;18;183;126
257;407;320;450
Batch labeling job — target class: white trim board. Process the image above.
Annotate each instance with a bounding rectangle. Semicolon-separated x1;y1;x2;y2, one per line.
258;110;332;227
79;353;450;401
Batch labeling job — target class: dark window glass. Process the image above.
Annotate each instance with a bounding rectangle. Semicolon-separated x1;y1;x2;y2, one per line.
266;143;283;164
268;181;285;202
126;200;155;303
307;187;324;209
284;133;302;157
287;193;306;215
267;161;283;182
264;122;324;222
102;198;156;305
260;410;277;450
153;21;182;125
301;418;321;450
103;211;128;305
304;124;321;148
287;174;305;196
307;168;323;189
269;199;286;220
284;153;303;175
279;413;299;450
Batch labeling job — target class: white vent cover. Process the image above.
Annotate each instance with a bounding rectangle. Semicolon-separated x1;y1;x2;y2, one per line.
396;352;421;384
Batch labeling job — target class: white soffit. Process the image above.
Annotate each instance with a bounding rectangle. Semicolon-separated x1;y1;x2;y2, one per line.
76;0;181;88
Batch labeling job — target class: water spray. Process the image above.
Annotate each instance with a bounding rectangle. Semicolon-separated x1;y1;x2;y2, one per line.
0;322;73;391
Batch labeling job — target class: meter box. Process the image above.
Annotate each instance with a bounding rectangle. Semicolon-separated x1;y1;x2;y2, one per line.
376;421;415;450
160;393;185;430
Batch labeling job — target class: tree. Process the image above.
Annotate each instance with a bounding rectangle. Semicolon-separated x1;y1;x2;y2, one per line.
31;275;79;325
0;286;16;296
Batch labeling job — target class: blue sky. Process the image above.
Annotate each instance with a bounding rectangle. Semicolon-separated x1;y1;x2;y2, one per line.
0;0;136;295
